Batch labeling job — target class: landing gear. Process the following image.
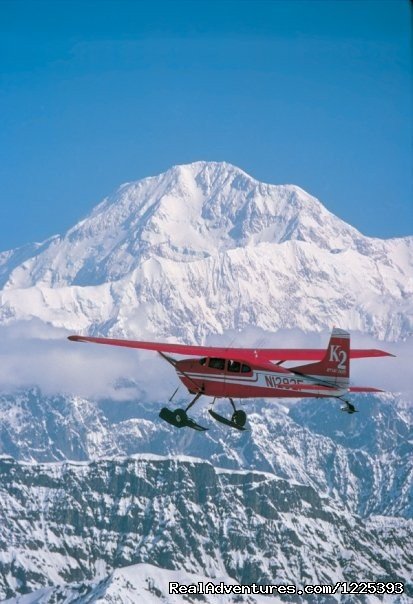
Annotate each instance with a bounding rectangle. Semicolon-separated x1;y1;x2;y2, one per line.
159;392;248;431
340;399;358;414
231;409;247;428
159;391;208;431
209;398;247;431
173;408;187;425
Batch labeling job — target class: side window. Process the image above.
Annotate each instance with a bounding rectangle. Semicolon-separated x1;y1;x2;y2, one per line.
228;360;241;373
199;358;207;366
241;363;251;373
209;358;226;370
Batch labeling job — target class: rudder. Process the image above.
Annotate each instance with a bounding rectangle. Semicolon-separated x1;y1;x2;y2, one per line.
292;328;350;387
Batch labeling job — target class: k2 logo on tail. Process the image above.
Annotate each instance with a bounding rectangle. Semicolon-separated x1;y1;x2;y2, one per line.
329;345;347;370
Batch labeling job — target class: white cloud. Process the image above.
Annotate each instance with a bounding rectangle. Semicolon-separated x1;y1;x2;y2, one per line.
0;319;176;401
349;335;413;395
208;326;413;395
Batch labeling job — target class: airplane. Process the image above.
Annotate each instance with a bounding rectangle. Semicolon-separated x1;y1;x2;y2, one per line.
68;328;393;432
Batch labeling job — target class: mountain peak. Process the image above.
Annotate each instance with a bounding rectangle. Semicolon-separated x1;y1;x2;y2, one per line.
1;161;411;340
3;160;354;289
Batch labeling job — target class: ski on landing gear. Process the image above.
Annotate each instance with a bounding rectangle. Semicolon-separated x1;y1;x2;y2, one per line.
159;407;208;431
208;398;247;431
208;409;247;431
159;391;208;431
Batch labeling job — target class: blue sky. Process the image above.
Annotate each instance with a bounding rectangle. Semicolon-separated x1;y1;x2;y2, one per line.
1;0;411;250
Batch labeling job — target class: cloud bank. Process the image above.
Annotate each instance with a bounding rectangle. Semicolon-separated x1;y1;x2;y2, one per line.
0;320;176;402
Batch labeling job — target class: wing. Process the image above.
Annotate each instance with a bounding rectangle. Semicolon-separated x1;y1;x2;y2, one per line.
67;335;394;362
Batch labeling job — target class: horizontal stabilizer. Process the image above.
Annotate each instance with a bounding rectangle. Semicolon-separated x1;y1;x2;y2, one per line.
348;386;384;393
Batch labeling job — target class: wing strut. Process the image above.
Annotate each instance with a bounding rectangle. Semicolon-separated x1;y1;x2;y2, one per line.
158;351;203;393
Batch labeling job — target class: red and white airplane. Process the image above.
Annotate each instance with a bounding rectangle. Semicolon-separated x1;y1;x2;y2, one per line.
68;328;393;431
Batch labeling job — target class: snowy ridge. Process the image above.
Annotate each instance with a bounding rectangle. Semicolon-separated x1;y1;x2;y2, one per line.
0;455;412;601
1;389;412;600
3;563;276;604
0;390;411;518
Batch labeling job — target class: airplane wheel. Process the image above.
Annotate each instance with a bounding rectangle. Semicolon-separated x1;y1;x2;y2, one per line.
173;408;187;425
232;410;246;427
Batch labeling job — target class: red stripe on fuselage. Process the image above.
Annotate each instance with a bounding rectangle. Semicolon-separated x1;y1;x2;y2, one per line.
179;375;344;398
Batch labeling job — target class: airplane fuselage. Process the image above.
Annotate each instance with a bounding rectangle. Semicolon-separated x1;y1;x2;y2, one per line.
175;357;347;399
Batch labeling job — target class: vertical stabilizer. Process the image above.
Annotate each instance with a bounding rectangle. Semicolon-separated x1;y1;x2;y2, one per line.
292;328;350;387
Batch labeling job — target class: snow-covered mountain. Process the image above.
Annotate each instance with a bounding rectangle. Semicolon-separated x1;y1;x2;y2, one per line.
1;455;412;602
3;563;279;604
0;162;412;602
0;161;412;340
1;390;412;519
0;389;412;601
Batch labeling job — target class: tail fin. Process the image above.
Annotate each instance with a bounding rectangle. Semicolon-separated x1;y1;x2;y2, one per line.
292;328;350;387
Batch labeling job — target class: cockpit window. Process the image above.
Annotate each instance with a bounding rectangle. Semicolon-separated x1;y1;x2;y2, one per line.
208;358;225;370
228;360;241;373
199;358;207;366
241;363;251;373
